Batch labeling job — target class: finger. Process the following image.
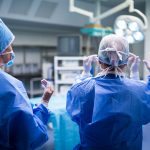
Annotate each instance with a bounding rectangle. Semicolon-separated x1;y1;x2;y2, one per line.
83;56;91;66
143;60;148;65
83;56;89;62
127;56;135;67
128;56;135;63
135;56;141;64
129;52;137;58
83;57;90;65
41;79;48;88
143;60;150;71
92;55;99;62
41;84;45;89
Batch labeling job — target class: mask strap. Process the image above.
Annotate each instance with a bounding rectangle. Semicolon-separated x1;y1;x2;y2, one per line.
115;66;125;79
96;66;113;78
96;66;125;79
0;51;13;55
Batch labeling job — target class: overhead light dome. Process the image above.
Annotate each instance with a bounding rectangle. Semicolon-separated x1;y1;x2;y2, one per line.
114;15;145;44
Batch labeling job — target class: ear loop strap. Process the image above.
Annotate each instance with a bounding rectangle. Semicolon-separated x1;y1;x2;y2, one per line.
96;65;125;79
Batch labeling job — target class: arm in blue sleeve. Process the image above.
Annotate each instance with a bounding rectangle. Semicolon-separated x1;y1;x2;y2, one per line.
147;75;150;87
33;104;50;125
10;110;49;150
141;76;150;124
66;87;81;124
67;79;95;124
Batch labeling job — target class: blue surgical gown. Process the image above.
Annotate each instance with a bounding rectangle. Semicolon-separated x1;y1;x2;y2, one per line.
0;70;50;150
67;74;150;150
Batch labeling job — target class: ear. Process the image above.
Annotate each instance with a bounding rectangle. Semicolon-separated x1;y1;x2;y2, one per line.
98;61;103;68
120;64;127;69
0;55;4;64
98;61;102;64
99;61;105;69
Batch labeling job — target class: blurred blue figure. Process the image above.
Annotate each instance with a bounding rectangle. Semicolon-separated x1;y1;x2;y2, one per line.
67;34;150;150
0;19;54;150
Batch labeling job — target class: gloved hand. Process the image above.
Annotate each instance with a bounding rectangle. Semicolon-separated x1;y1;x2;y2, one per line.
83;54;98;74
143;60;150;72
75;55;98;84
41;79;54;107
128;54;140;80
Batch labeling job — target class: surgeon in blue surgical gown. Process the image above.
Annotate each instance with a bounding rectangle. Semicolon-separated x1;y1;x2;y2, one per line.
0;19;54;150
67;34;150;150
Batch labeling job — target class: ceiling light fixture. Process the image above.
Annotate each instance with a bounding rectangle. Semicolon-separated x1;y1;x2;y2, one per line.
114;15;146;43
69;0;148;43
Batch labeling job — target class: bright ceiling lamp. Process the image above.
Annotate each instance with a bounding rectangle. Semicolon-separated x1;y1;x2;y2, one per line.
114;15;146;43
69;0;148;42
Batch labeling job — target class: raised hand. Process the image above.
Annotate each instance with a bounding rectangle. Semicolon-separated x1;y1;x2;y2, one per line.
41;79;54;106
143;60;150;72
83;55;98;73
128;53;141;80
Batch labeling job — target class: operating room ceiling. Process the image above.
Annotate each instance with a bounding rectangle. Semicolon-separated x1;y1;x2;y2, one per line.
0;0;146;32
77;0;145;7
78;0;145;3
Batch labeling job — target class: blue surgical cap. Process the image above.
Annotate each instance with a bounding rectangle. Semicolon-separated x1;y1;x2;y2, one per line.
0;19;15;54
98;34;129;66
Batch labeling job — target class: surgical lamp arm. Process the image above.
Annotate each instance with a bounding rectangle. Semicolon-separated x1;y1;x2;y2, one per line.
92;0;131;22
129;0;148;30
69;0;148;28
69;0;93;19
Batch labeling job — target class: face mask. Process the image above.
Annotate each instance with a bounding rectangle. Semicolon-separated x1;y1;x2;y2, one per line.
0;51;15;67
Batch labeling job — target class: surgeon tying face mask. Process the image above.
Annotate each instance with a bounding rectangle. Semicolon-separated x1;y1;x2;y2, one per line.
67;34;150;150
0;19;54;150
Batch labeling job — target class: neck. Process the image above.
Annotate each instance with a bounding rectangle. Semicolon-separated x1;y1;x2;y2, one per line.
97;66;125;77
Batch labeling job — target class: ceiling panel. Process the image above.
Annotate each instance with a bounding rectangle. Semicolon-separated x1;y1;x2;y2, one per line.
35;1;58;18
0;0;4;10
0;0;146;30
77;0;145;12
77;0;145;5
8;0;33;15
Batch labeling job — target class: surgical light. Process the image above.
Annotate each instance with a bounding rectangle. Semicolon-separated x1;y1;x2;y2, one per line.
69;0;148;43
125;35;134;44
115;29;124;36
116;20;127;29
133;31;144;41
114;15;146;43
128;22;139;31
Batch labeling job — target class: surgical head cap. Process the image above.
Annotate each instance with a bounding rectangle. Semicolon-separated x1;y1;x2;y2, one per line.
98;34;129;66
0;19;15;54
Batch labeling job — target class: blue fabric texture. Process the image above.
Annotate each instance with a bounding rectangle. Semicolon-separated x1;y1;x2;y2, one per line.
0;69;50;150
0;19;15;53
66;74;150;150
